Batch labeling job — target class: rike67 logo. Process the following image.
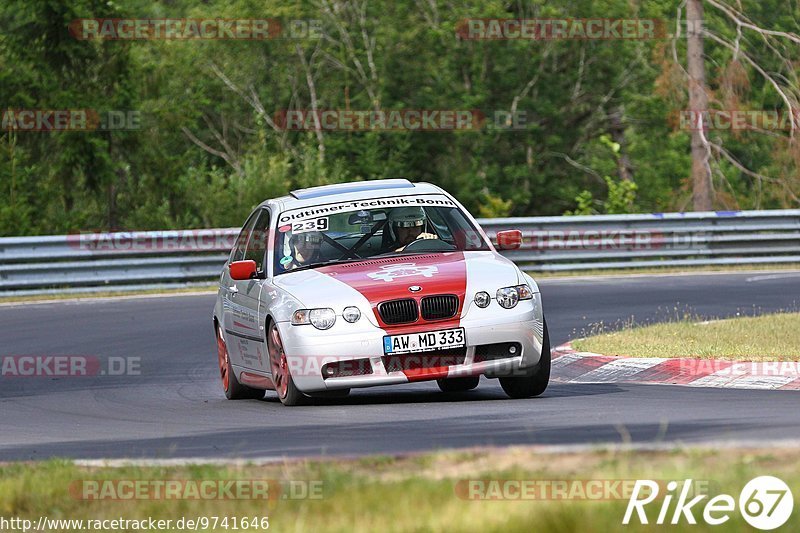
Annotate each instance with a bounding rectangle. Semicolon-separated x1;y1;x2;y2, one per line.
624;476;793;529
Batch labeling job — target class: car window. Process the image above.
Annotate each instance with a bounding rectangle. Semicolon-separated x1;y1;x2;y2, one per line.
440;206;487;250
243;209;271;273
273;194;490;274
425;207;453;241
230;210;261;263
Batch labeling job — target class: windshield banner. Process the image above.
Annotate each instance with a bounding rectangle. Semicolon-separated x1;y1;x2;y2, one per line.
278;195;455;223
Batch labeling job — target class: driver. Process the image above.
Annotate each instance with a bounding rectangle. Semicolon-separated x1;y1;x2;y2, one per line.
388;206;438;252
283;231;323;270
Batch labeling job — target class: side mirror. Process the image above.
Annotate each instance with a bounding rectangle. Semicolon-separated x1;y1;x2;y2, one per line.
495;230;523;250
230;260;257;280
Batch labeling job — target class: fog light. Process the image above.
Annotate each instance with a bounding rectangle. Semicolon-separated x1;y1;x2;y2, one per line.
509;345;517;354
474;291;491;308
343;306;361;323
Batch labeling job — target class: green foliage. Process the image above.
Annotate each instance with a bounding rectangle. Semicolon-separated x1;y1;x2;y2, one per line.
604;176;638;214
565;176;638;216
476;191;513;218
0;134;35;234
1;0;798;235
565;190;596;216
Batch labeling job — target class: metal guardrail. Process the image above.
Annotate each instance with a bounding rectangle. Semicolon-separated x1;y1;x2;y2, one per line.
481;209;800;271
1;209;799;295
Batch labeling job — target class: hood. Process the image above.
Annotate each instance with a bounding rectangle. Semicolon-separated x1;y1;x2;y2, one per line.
272;251;522;329
317;252;467;302
461;250;526;293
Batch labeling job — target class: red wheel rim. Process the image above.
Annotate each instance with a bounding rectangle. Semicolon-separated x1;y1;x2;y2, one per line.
216;326;230;391
268;324;289;399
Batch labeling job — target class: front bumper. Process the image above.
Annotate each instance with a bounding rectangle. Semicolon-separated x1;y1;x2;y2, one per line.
277;298;545;393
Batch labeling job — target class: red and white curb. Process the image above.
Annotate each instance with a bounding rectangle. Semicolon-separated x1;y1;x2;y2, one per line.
552;343;800;391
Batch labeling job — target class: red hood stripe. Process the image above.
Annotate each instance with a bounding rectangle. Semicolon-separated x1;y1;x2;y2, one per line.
317;253;467;335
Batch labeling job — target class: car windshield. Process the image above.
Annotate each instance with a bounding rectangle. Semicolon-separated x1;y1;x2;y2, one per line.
274;194;490;274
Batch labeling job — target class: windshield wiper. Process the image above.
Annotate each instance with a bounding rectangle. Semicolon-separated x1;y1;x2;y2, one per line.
370;250;448;259
283;257;364;274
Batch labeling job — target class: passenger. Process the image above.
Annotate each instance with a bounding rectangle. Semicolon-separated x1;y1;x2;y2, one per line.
283;231;323;270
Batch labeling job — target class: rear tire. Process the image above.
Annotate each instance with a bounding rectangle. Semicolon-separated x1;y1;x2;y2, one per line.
437;376;480;393
499;317;551;399
216;325;265;400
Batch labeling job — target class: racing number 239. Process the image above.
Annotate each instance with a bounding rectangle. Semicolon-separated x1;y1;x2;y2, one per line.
293;217;328;234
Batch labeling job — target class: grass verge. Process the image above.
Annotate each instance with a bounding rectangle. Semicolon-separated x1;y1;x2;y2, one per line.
572;312;800;360
1;447;799;532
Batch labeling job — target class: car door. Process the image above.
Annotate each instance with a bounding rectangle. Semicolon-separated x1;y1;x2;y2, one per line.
221;209;262;368
226;208;271;371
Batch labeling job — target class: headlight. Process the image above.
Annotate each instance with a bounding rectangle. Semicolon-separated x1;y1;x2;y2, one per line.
474;291;491;308
310;308;336;330
342;306;361;323
496;284;533;309
291;308;336;330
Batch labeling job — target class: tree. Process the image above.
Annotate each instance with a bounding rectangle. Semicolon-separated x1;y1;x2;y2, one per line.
673;0;800;210
686;0;713;210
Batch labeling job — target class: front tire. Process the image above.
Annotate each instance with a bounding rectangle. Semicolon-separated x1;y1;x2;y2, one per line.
437;376;480;392
499;317;551;399
216;325;264;400
267;320;308;406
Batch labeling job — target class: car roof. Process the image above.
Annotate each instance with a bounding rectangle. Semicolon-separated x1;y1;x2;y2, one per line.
262;179;447;212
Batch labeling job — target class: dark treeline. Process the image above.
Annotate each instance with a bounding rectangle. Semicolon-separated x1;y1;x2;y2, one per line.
1;0;798;236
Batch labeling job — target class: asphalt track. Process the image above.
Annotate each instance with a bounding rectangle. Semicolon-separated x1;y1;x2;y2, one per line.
1;271;800;461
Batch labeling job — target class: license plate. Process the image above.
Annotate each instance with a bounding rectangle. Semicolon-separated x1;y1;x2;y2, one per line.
383;328;465;355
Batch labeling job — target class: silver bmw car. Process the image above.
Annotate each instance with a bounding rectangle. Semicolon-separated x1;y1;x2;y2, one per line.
213;179;549;405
